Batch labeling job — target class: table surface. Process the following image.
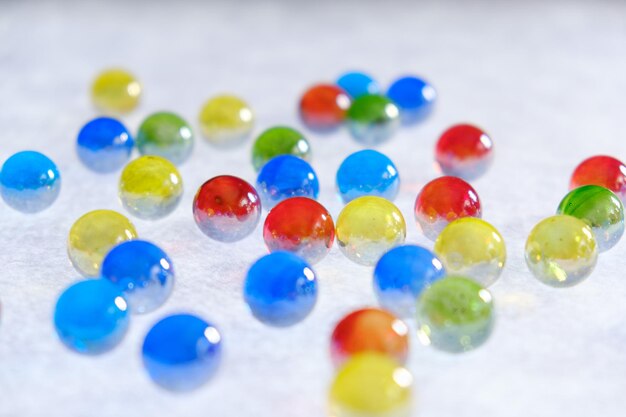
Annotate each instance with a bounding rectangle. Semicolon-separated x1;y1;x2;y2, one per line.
1;0;625;416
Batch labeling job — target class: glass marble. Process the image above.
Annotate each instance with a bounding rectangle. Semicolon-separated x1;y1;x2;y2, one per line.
256;155;319;209
251;126;311;171
336;149;400;203
54;279;129;355
434;218;506;287
570;155;626;203
386;75;436;124
136;112;194;165
336;196;406;266
0;151;61;213
101;240;174;314
373;245;446;318
299;84;351;131
557;185;624;252
198;95;254;148
68;209;138;277
119;155;183;220
142;314;222;392
329;353;412;417
76;117;134;173
244;251;317;327
337;71;381;99
416;276;494;353
91;68;141;114
330;308;409;367
414;176;482;241
346;94;400;146
525;215;598;287
263;197;334;264
435;124;494;180
193;175;261;242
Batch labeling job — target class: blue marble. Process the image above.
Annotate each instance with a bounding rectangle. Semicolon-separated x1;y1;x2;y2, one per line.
373;245;445;318
336;149;400;203
142;314;222;392
0;151;61;213
256;155;319;209
387;76;436;124
337;71;380;99
54;279;129;354
101;239;174;314
244;251;317;327
77;117;134;173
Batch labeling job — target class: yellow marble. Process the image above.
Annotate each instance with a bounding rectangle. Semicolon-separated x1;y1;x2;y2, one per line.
198;95;254;148
91;68;141;114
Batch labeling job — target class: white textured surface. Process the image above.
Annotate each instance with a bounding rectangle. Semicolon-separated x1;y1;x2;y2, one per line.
1;1;626;416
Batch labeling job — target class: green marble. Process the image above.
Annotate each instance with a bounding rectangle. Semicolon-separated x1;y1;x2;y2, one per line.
251;126;311;171
346;95;400;145
136;112;194;165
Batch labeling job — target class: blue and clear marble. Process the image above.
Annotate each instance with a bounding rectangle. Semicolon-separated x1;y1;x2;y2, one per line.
0;151;61;213
244;251;318;326
101;240;174;314
142;314;222;392
256;155;319;209
336;149;400;203
337;71;380;99
76;117;134;173
54;279;129;354
387;76;436;124
373;245;446;318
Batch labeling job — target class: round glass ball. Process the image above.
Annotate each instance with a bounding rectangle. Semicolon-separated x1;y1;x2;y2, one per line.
77;117;134;173
256;155;319;209
570;155;626;204
435;124;494;180
136;112;194;165
387;75;436;124
198;94;254;148
251;126;311;172
91;68;141;114
336;149;400;203
346;94;400;146
299;84;351;131
336;71;380;99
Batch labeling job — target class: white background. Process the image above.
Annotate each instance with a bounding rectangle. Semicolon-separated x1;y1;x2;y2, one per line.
1;0;625;416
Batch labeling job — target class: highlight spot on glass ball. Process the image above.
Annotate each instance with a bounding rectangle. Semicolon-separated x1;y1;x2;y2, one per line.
416;276;494;353
198;95;255;148
0;151;61;213
142;314;222;392
414;176;482;241
435;124;494;181
570;155;626;204
336;149;400;203
251;126;311;172
193;175;262;242
346;94;400;146
256;155;319;209
54;279;129;355
337;71;381;99
119;155;183;220
330;308;409;367
136;112;194;165
91;68;141;114
244;251;317;327
263;197;334;264
299;84;351;132
525;215;598;287
387;75;436;124
76;117;134;173
336;196;406;266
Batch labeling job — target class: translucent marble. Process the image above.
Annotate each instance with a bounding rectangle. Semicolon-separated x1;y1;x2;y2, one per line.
373;245;445;318
434;218;505;287
346;94;400;146
435;124;494;180
336;196;406;266
570;155;626;204
336;149;400;203
251;126;311;171
299;84;351;131
414;176;482;241
101;240;174;314
256;155;319;209
244;251;317;327
337;71;380;98
77;117;134;173
198;95;254;148
525;215;598;287
68;210;138;277
386;75;436;124
416;276;494;353
142;314;222;392
329;353;412;417
136;112;194;165
193;175;261;242
54;279;129;355
557;185;624;252
91;68;141;114
330;308;409;367
119;155;183;220
263;197;334;264
1;151;61;213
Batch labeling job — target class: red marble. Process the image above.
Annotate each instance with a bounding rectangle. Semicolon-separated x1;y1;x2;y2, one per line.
435;124;493;180
299;84;350;131
570;155;626;202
